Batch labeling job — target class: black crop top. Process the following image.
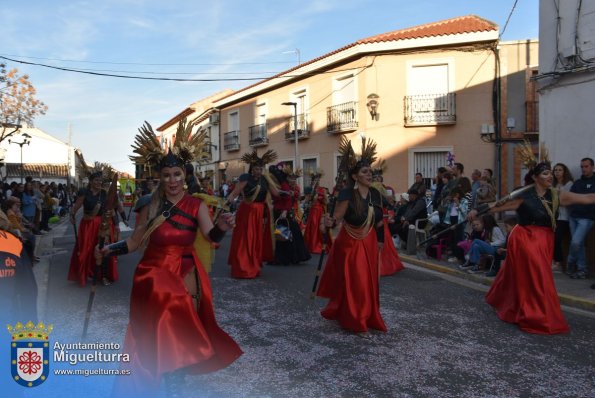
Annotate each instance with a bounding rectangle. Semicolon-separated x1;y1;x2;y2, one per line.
337;187;384;242
517;187;558;228
239;173;269;203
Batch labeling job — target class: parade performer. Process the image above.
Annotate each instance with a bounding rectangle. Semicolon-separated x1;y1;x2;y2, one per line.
317;136;387;334
97;120;241;397
226;149;281;278
270;163;311;265
303;169;332;254
68;164;120;287
372;160;405;276
471;142;595;335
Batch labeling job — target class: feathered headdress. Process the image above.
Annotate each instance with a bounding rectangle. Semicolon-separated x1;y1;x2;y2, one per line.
240;149;278;167
347;135;378;173
307;168;324;178
278;163;302;178
129;118;210;175
372;159;387;177
77;161;116;181
517;140;551;177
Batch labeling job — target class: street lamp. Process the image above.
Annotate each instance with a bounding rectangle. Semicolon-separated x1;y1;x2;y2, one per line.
8;133;31;183
282;102;299;171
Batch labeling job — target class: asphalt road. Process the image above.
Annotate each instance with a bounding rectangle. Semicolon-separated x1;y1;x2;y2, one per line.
36;216;595;398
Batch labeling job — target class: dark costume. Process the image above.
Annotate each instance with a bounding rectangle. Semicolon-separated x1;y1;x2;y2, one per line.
317;187;387;333
113;194;242;395
486;187;570;334
67;187;118;287
228;173;274;278
303;186;332;254
272;179;311;265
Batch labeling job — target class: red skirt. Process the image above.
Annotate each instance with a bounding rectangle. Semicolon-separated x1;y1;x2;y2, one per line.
380;220;404;276
317;227;387;333
228;201;272;278
113;245;242;396
303;203;332;254
486;225;570;335
67;216;117;287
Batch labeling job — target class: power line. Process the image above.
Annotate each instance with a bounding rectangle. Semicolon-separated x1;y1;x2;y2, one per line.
0;53;294;66
499;0;519;39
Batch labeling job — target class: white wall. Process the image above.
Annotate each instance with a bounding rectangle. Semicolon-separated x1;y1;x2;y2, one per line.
538;0;595;176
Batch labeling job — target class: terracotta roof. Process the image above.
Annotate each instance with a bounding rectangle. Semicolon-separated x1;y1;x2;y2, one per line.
6;163;69;179
215;15;498;104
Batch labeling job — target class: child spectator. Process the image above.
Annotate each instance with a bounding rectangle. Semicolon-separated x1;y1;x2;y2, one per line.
451;217;486;264
460;214;505;272
485;215;518;277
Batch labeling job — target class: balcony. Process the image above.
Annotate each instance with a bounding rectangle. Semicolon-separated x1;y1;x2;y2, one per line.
525;100;539;134
223;130;240;151
285;113;310;141
404;92;456;126
327;101;358;133
249;124;269;147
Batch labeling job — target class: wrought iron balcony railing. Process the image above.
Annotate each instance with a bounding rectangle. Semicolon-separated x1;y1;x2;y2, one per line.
285;113;310;140
404;92;456;126
223;130;240;151
249;124;269;147
327;101;358;133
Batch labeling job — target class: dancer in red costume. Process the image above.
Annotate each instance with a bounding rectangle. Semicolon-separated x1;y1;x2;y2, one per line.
226;149;281;278
68;170;119;287
470;145;595;335
317;137;387;335
303;170;332;254
98;120;241;397
372;163;405;276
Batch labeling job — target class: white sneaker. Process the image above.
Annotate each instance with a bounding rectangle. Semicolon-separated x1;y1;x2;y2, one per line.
447;257;458;263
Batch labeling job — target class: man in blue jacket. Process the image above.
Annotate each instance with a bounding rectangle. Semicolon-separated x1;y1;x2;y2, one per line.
567;157;595;279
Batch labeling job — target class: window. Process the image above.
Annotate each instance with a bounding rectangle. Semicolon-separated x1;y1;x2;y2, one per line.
302;158;318;189
411;149;451;190
405;60;456;125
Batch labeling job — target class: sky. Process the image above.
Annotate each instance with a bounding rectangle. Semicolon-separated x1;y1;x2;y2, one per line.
0;0;539;174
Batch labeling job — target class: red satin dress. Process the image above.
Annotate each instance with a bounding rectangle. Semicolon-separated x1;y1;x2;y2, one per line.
113;195;242;396
379;209;404;276
67;216;118;287
486;189;569;335
316;188;387;333
228;200;273;278
303;187;333;254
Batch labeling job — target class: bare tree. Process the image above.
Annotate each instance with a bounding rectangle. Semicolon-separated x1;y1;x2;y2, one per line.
0;63;48;142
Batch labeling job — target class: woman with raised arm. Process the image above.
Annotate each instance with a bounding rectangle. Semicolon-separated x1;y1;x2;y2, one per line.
226;149;280;278
469;144;595;335
98;120;241;397
316;137;387;335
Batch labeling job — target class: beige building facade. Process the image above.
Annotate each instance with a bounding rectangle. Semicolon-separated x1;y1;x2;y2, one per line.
213;15;501;195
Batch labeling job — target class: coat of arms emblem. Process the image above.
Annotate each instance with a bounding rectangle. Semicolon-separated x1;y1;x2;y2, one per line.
7;321;53;387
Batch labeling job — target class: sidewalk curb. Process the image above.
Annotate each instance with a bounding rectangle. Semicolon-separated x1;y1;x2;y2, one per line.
399;253;595;313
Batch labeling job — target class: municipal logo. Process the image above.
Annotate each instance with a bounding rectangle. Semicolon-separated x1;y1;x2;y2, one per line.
7;321;53;387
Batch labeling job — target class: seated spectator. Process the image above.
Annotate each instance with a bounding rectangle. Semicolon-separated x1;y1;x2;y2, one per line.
395;189;428;245
4;197;38;263
475;176;496;207
485;215;518;277
451;217;486;264
460;214;506;272
443;187;469;262
409;173;427;196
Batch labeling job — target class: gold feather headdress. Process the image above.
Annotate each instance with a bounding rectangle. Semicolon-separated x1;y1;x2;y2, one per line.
279;163;302;178
516;140;551;175
240;149;278;166
307;168;324;178
77;161;116;181
346;135;378;172
129;118;209;175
